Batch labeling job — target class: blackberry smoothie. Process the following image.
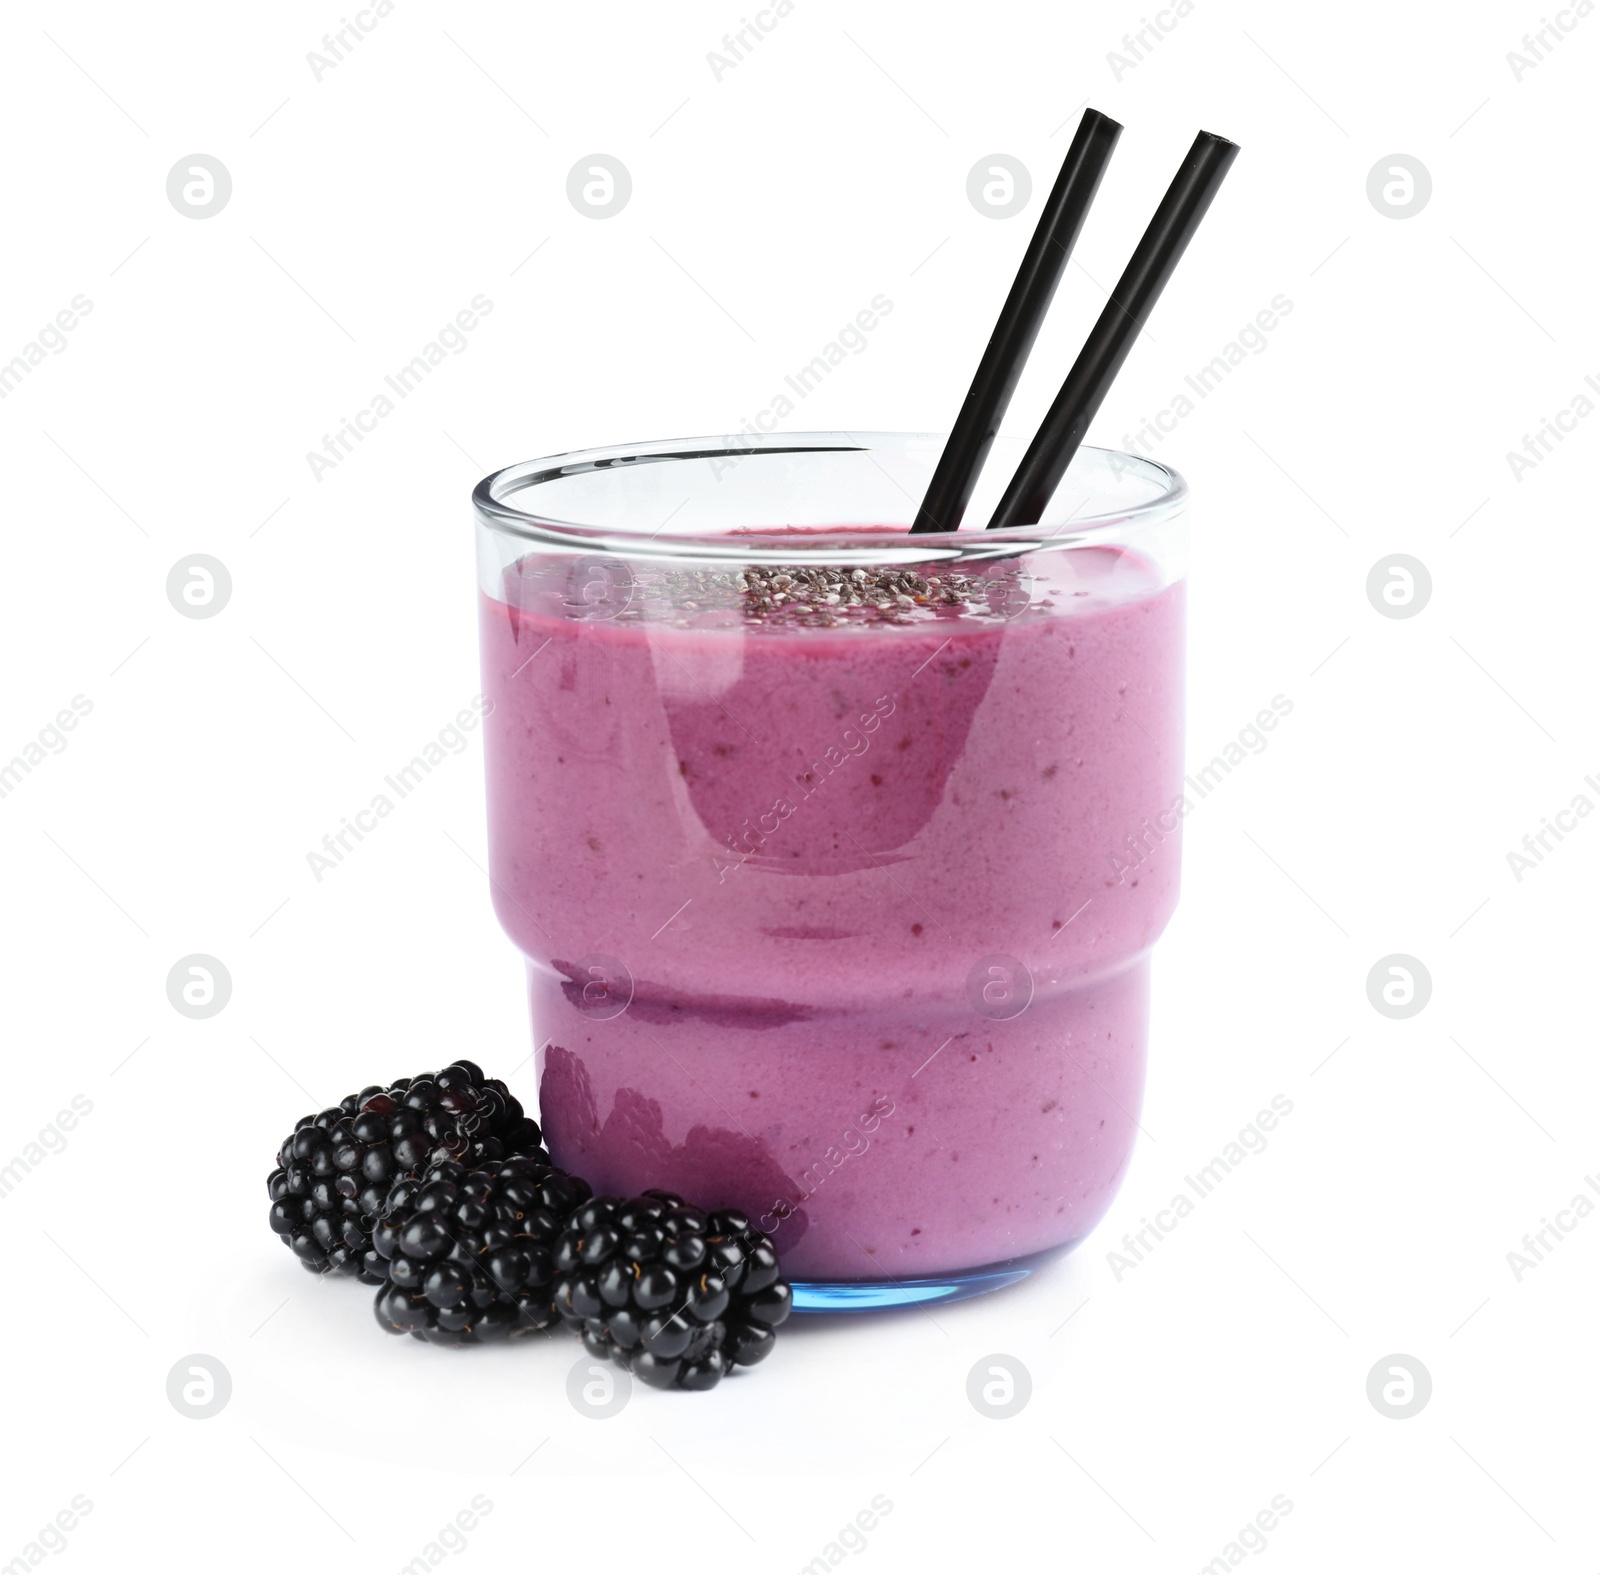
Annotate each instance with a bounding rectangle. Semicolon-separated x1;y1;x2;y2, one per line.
476;443;1186;1293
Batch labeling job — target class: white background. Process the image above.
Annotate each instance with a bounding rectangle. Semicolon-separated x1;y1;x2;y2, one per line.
2;0;1596;1570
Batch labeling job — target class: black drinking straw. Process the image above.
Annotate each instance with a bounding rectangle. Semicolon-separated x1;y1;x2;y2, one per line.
986;129;1240;530
907;109;1122;535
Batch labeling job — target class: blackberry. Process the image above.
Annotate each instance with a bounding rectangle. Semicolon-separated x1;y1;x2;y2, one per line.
371;1155;591;1344
551;1192;792;1390
266;1061;546;1283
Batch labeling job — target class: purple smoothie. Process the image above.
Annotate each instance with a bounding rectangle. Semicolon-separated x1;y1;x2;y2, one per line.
480;540;1184;1280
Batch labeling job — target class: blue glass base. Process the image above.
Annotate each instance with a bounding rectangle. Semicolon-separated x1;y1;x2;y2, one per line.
790;1241;1077;1312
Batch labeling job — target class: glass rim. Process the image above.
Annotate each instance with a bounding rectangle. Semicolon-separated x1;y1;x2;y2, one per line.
472;431;1187;565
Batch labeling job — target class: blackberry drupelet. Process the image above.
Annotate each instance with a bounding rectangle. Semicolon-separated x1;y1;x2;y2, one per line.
371;1155;591;1343
551;1191;792;1390
266;1060;547;1283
